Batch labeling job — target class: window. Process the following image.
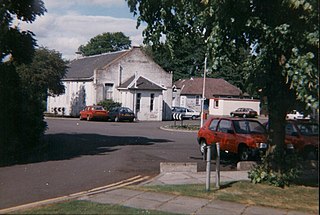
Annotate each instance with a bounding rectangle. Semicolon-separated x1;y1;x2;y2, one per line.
209;119;219;131
214;100;219;108
150;93;154;111
217;120;232;133
136;93;141;112
104;83;114;99
195;95;200;106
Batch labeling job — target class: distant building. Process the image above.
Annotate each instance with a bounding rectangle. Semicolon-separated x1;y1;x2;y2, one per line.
172;77;260;116
47;47;173;121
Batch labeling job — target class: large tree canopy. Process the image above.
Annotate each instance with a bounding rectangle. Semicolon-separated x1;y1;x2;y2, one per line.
78;32;132;56
0;0;46;64
127;0;319;184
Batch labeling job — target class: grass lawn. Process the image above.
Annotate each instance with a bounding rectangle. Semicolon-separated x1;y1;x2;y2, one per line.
12;200;182;215
129;181;319;214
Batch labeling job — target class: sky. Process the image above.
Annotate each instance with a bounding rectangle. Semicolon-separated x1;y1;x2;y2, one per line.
18;0;145;60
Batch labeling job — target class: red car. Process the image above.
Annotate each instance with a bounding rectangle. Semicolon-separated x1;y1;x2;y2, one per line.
284;120;318;159
197;117;268;160
79;105;109;121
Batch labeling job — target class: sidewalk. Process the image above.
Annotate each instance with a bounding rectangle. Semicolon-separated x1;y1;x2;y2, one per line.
80;166;312;215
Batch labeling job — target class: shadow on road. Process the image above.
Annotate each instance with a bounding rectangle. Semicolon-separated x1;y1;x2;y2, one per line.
1;133;173;167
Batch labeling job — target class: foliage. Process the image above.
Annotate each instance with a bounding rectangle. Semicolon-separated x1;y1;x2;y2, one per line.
78;32;131;56
97;99;121;111
17;47;68;97
0;0;46;64
248;152;302;187
0;1;47;162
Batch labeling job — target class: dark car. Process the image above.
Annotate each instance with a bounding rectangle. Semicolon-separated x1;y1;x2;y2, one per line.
230;108;258;118
79;105;109;121
108;107;135;122
197;117;268;160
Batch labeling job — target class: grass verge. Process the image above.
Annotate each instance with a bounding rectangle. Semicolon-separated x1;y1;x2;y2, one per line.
128;181;319;214
11;200;182;215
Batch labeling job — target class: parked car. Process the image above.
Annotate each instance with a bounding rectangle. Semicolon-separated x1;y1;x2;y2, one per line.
108;107;135;122
286;110;310;120
265;120;318;160
79;105;109;121
197;117;268;160
172;106;200;120
230;108;258;118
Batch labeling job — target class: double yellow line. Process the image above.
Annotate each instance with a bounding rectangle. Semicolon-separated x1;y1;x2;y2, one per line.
0;175;150;214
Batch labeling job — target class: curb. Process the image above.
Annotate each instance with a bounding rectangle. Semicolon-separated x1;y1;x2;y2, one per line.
159;125;198;133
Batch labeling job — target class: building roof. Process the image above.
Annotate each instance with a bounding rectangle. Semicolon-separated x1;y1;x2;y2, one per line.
64;50;129;79
119;75;165;91
174;77;245;98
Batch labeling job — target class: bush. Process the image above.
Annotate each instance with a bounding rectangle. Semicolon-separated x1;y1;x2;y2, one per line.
248;150;302;187
98;99;121;111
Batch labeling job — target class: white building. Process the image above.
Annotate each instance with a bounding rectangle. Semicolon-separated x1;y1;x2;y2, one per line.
47;47;173;121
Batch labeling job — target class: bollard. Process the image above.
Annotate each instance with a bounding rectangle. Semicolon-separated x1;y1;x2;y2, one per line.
215;142;220;189
206;145;211;191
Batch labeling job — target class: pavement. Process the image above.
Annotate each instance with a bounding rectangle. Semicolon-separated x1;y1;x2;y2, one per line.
78;162;314;215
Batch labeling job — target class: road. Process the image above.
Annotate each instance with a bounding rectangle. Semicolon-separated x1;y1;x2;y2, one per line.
1;118;224;209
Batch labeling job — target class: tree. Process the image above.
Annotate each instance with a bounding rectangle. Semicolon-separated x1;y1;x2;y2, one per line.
0;1;51;164
78;32;132;56
126;0;319;185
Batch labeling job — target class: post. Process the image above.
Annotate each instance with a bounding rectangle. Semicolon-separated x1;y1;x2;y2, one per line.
215;142;220;189
205;145;211;191
200;56;207;128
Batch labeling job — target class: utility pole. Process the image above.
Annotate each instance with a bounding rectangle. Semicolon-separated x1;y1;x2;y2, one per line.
200;56;207;128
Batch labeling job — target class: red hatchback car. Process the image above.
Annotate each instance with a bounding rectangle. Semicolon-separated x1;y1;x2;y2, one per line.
79;105;109;121
197;117;268;160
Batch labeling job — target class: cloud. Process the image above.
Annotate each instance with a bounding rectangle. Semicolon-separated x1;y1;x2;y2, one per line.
45;0;124;11
19;11;145;60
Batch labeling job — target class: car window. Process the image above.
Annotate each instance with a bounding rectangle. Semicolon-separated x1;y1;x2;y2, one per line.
233;120;265;134
95;106;104;110
296;123;318;136
209;119;219;131
217;120;232;133
285;123;298;136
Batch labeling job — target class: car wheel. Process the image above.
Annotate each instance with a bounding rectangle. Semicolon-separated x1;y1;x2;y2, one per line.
191;115;196;120
243;114;247;118
230;113;234;117
239;145;250;161
115;116;119;122
87;115;91;121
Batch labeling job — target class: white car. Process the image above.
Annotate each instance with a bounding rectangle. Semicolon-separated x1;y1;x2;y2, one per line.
172;107;200;120
286;110;310;120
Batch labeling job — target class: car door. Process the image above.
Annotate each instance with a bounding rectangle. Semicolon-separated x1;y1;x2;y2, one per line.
215;119;237;153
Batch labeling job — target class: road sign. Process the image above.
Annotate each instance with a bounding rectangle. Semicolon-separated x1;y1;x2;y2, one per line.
172;113;183;121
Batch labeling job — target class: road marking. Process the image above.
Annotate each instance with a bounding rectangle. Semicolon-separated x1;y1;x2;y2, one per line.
0;175;150;214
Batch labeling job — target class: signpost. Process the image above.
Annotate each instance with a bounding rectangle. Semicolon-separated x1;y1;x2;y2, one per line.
172;113;184;126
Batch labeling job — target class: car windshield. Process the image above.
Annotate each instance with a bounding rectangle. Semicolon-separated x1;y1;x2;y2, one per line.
121;107;133;113
296;123;318;136
94;106;104;110
233;120;266;134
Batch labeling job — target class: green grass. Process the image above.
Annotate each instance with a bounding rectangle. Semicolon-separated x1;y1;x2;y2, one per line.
129;181;319;214
12;200;182;215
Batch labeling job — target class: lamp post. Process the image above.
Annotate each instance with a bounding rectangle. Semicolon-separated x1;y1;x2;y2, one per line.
200;55;207;128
